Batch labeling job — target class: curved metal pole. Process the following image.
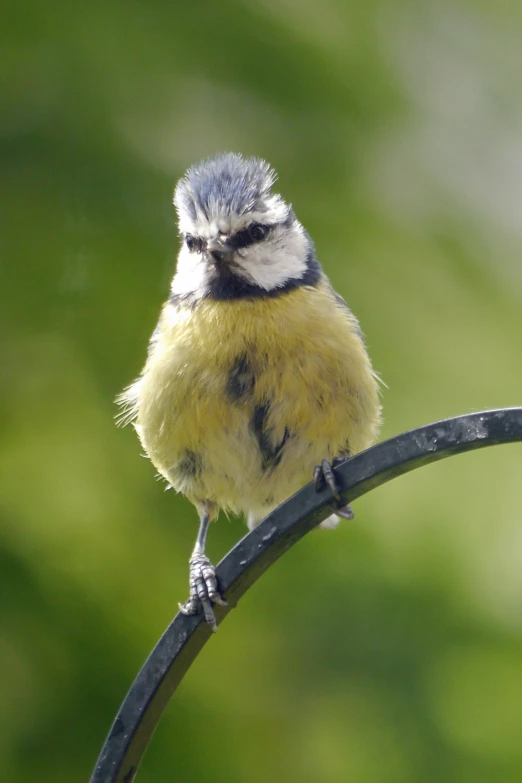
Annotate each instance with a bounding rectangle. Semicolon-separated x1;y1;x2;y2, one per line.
91;408;522;783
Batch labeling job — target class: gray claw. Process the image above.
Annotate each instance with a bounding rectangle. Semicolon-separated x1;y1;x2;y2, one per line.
315;458;355;520
314;458;341;501
179;553;227;632
331;503;355;520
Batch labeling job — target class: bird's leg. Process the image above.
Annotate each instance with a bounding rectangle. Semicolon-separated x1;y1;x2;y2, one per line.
313;457;354;520
178;509;227;632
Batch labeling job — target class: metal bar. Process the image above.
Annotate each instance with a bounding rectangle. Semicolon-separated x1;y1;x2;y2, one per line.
90;407;522;783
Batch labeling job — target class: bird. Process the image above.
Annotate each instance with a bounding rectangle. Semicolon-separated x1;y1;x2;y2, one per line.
117;153;382;631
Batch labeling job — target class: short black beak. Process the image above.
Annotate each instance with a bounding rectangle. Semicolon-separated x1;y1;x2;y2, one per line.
207;237;232;264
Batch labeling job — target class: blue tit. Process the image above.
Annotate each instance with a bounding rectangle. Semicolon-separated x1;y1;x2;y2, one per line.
117;153;382;630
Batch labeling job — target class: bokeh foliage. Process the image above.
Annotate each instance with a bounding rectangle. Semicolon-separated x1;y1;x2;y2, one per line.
1;1;521;781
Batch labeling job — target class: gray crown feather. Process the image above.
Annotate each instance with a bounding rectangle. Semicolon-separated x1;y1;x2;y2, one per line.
174;153;281;223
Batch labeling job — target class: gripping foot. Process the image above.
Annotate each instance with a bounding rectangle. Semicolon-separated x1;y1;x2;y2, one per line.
178;553;227;633
313;457;354;520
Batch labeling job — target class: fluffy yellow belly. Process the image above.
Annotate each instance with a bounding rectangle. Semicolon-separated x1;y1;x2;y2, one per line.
130;281;381;520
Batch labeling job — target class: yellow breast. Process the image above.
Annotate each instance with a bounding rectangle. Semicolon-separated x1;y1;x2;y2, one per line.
133;280;381;516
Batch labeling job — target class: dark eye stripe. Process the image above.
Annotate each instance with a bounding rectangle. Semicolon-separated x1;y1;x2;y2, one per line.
230;224;270;251
185;224;270;254
185;235;205;253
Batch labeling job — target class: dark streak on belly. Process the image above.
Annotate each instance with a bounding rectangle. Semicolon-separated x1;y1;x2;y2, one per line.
251;402;290;471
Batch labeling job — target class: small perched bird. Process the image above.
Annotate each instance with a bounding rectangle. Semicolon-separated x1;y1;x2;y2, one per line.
118;153;381;630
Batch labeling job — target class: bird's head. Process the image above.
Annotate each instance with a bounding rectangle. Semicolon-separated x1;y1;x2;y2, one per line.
171;153;320;301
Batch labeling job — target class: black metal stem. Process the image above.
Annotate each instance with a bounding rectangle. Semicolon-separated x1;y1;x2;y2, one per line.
90;408;522;783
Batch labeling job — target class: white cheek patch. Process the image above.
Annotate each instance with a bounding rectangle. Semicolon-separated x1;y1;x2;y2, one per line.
236;224;309;290
170;245;209;297
171;223;310;295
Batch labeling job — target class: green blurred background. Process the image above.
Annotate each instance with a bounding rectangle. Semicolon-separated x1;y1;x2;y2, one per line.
1;1;522;781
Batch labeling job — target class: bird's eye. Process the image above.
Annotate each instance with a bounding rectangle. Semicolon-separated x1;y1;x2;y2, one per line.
185;235;201;253
248;223;268;242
